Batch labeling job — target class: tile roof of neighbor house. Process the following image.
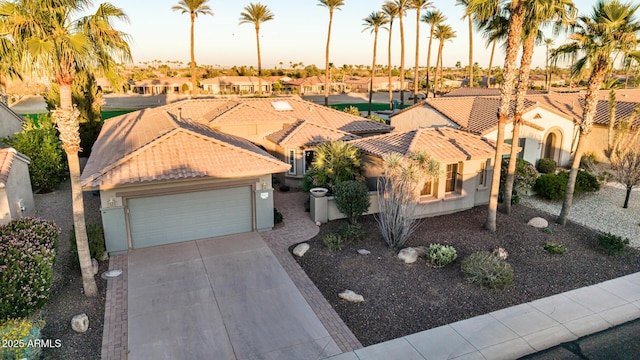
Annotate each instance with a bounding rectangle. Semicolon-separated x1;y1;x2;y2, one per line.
0;148;30;187
200;76;272;85
350;127;508;163
134;77;192;86
81;109;291;189
443;88;553;97
284;76;325;86
266;119;360;147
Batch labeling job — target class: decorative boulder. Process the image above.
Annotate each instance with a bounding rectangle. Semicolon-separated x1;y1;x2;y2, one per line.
71;313;89;333
293;243;310;257
492;247;509;260
91;258;99;275
339;290;364;303
357;249;371;255
398;247;419;264
413;246;428;257
316;221;322;227
528;217;549;228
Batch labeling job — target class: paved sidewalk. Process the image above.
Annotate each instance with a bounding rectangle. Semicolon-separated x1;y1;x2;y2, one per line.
325;272;640;360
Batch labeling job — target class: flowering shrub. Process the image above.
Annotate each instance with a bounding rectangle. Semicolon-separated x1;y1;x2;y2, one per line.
0;318;45;360
427;244;457;268
499;158;538;204
0;218;59;321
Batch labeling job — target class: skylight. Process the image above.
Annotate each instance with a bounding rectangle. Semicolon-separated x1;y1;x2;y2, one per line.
271;101;294;111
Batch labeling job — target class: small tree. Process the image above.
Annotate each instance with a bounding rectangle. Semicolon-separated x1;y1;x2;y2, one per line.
306;141;363;192
334;180;371;224
376;151;440;249
612;148;640;209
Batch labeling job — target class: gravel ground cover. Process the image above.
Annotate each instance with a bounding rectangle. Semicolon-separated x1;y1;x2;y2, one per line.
294;205;640;347
33;165;106;359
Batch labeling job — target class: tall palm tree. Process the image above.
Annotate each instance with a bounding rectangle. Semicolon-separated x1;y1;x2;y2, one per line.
239;2;274;96
457;0;475;87
363;11;390;116
0;0;131;296
555;0;640;225
410;0;432;104
382;1;399;110
172;0;213;98
433;24;456;95
422;10;446;97
502;0;576;213
395;0;409;105
478;12;508;88
544;38;555;89
318;0;344;106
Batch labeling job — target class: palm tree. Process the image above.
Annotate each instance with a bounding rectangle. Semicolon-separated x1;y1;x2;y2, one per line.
457;0;475;87
382;1;399;109
502;0;576;214
395;0;410;105
0;0;131;296
544;38;555;89
239;2;274;96
318;0;344;106
172;0;212;98
433;24;456;95
422;10;446;97
363;11;390;116
477;10;508;88
554;0;640;225
410;0;432;104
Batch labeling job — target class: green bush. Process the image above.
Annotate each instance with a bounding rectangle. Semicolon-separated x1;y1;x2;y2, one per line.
274;208;283;224
339;223;366;242
573;170;600;194
534;173;566;200
343;105;361;116
334;180;371;224
536;158;557;174
305;141;362;192
461;251;514;289
598;233;630;255
2;115;66;191
543;242;566;254
69;224;106;266
0;218;59;320
323;234;343;251
427;244;457;268
499;158;538;205
0;318;45;360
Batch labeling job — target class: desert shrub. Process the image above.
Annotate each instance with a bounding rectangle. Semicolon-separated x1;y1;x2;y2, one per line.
2;115;66;191
499;158;538;205
536;158;557;174
543;242;566;254
334;180;371;224
305;141;363;192
543;227;553;234
427;244;457;268
339;223;366;242
534;173;566;200
580;152;598;171
323;234;343;251
461;251;514;289
274;208;283;224
597;171;614;184
574;170;600;194
0;318;45;360
343;105;361;116
598;233;630;255
365;115;386;124
69;224;106;265
0;218;59;320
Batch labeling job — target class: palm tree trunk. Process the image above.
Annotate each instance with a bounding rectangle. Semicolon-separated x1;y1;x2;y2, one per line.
468;16;474;88
369;30;379;116
324;10;334;106
399;10;406;106
413;10;421;104
545;45;551;90
607;90;617;156
388;21;394;110
485;1;526;232
190;13;198;98
426;28;434;98
434;43;442;96
58;83;98;297
255;26;262;96
487;40;496;88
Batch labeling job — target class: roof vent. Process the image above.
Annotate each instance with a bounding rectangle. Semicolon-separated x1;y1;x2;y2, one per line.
271;101;293;111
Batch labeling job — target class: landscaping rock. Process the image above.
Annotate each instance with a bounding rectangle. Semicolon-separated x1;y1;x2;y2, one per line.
413;246;428;257
357;249;371;255
338;290;364;303
528;217;549;228
71;314;89;333
293;243;310;257
492;247;509;260
316;221;322;226
91;258;99;275
398;247;419;264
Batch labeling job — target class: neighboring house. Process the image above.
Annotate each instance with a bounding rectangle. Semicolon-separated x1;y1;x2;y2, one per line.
0;148;34;225
0;101;23;137
200;76;272;95
132;77;193;95
345;76;408;92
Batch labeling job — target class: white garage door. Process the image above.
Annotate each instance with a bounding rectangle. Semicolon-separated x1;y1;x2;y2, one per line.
127;186;252;248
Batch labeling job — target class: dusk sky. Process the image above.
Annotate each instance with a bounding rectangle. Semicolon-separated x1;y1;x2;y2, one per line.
104;0;599;70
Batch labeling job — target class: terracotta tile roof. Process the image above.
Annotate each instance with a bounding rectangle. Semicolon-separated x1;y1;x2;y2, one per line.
134;77;191;86
443;88;549;97
266;120;360;147
81;112;290;189
284;76;325;86
200;76;272;85
0;148;30;187
351;127;507;163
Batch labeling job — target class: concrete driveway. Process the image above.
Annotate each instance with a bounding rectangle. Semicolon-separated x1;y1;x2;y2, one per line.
127;232;340;359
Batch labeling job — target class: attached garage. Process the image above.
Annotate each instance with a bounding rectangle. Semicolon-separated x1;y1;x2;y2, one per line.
127;186;253;248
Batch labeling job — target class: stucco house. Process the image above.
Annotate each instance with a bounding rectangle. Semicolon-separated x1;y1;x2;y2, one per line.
0;101;24;137
345;76;408;92
132;77;193;95
0;148;34;225
200;76;272;95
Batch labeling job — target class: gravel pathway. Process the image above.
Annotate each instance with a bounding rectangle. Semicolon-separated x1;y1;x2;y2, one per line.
521;183;640;248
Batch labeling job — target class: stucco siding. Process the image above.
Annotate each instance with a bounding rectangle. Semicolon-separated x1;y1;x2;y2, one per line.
0;102;23;138
390;106;459;133
0;156;34;225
